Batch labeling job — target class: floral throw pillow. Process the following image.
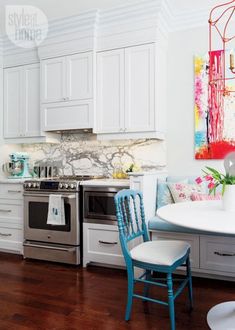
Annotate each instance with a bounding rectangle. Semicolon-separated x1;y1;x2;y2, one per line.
167;183;204;203
156;179;189;209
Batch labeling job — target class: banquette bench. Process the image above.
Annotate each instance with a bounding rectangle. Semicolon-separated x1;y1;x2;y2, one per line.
148;176;235;280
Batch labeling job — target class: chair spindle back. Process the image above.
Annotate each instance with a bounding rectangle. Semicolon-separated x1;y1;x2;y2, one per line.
114;189;149;243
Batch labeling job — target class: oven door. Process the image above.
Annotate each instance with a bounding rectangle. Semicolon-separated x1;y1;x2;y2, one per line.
24;193;79;245
84;191;117;224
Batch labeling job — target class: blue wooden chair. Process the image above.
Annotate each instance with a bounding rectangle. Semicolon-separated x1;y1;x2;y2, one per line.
114;189;193;330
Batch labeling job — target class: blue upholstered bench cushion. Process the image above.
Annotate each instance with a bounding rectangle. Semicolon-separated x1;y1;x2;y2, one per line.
151;175;225;236
148;215;234;237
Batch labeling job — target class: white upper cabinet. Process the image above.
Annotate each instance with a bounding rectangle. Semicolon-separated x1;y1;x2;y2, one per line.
41;52;94;131
95;43;158;137
67;53;93;100
4;64;41;139
41;57;66;103
22;64;41;137
4;67;21;138
124;44;155;132
41;52;93;104
96;49;125;133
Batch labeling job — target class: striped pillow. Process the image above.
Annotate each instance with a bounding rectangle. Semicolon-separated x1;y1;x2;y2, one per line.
190;193;221;201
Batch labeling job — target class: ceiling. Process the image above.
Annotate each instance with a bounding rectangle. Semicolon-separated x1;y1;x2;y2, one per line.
0;0;224;34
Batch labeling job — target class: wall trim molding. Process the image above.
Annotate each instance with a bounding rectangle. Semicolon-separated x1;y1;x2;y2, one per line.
0;0;212;66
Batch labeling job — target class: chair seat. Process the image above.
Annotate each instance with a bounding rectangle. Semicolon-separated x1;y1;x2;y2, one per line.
130;240;190;266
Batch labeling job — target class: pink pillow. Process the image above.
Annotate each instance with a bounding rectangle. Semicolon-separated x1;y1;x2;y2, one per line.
190;193;221;201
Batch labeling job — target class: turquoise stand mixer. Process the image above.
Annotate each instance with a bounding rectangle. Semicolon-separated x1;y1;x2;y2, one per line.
3;152;32;178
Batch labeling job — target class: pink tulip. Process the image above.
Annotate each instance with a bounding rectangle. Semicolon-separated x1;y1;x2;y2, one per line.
195;177;203;184
208;182;215;189
205;175;213;181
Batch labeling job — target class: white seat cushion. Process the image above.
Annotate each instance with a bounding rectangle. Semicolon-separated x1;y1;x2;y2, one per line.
130;240;190;266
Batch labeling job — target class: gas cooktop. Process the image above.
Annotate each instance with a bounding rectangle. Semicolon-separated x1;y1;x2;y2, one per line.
57;175;105;181
23;175;105;192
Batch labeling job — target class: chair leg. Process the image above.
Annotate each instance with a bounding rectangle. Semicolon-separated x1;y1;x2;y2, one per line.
186;256;193;310
143;270;151;298
125;267;134;321
167;273;175;330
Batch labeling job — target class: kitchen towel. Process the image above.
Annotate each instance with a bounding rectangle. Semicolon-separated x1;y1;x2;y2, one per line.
47;195;65;225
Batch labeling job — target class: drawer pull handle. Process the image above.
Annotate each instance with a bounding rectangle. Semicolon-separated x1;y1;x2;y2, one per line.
214;251;235;257
8;190;21;193
0;233;12;237
0;209;11;212
98;240;118;245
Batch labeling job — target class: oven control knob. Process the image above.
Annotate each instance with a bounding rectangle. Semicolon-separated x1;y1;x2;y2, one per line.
70;183;75;189
33;183;37;188
64;183;69;189
36;182;40;188
27;183;32;188
59;183;63;189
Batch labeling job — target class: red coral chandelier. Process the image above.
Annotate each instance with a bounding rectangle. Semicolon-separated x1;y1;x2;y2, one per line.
209;0;235;95
208;0;235;143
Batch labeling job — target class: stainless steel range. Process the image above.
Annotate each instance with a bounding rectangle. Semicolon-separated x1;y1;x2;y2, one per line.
23;175;95;265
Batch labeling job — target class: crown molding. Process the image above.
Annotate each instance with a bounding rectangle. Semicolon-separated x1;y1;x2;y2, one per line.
0;38;3;58
0;0;214;66
96;0;169;50
165;0;211;31
38;9;98;59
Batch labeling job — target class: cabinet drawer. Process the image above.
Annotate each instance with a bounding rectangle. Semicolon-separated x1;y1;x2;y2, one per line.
0;203;23;228
83;223;125;266
0;184;23;200
200;236;235;273
0;227;23;253
0;227;22;241
151;231;200;269
42;100;93;131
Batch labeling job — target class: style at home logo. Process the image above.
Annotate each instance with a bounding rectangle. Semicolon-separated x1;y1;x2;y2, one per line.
5;5;48;48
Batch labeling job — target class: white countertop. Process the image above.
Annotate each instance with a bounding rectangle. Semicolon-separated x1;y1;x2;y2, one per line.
0;178;26;183
80;178;130;187
157;200;235;235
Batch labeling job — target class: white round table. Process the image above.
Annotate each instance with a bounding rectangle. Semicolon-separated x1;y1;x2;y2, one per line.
157;200;235;330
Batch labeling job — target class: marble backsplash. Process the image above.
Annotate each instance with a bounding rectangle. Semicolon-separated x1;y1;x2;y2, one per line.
22;133;166;177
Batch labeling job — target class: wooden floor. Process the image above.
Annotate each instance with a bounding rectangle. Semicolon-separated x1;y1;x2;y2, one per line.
0;253;234;330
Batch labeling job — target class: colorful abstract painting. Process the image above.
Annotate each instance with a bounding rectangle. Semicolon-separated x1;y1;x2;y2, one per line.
194;52;235;159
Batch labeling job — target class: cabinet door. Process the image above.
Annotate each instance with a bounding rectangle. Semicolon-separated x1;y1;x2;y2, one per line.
22;64;41;137
124;44;155;132
41;57;66;103
4;67;22;138
66;52;93;100
96;49;125;133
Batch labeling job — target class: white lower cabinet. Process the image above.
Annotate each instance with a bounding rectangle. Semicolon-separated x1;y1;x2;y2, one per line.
0;183;23;254
83;225;235;279
151;230;235;279
83;223;125;267
151;231;200;269
200;235;235;274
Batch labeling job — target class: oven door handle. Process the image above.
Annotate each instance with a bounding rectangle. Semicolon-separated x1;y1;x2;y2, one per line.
23;242;76;252
23;193;76;200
